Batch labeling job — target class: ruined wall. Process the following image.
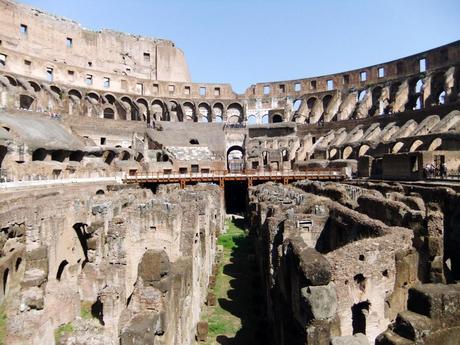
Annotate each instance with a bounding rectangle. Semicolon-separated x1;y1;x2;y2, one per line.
248;180;460;345
0;182;224;345
0;0;191;83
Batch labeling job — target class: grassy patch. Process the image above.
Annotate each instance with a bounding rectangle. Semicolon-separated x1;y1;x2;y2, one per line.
54;323;73;344
0;304;6;345
80;301;93;320
202;219;249;344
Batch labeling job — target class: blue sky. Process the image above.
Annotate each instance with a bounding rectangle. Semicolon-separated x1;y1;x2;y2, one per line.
22;0;460;93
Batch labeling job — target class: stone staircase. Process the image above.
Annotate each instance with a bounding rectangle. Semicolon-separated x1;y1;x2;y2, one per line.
376;284;460;345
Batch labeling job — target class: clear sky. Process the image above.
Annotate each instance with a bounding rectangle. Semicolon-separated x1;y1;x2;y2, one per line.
21;0;460;93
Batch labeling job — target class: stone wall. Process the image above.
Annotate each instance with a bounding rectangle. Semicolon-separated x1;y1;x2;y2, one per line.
0;182;224;345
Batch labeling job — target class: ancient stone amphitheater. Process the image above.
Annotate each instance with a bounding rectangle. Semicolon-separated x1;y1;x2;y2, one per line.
0;1;459;344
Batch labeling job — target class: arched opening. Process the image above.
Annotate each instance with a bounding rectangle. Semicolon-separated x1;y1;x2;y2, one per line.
32;148;47;161
329;148;338;159
247;115;257;125
104;151;116;165
322;94;333;110
56;260;69;281
213;103;224;121
92;297;105;325
272;114;283;123
293;99;302;111
183;102;196;122
103;108;115;119
358;145;370;157
15;257;22;271
152;100;166;121
0;145;7;168
352;301;371;335
343;146;353;159
68;89;82;100
438;91;446;105
392;142;404;153
227;146;244;172
136;98;149;122
189;139;199;145
96;189;105;195
28;81;41;92
261;114;269;124
409;140;423;152
428;138;442;151
51;150;66;162
103;94;116;105
227;103;244;124
198;103;212;122
2;269;9;295
281;149;289;162
4;76;17;87
120;151;131;161
73;223;89;262
50;85;62;97
19;94;34;110
69;151;84;162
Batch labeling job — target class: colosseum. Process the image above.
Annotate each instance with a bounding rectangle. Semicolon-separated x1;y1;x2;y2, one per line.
0;1;459;344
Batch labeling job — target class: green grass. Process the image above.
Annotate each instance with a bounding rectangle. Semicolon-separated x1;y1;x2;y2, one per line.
54;323;74;344
202;219;249;344
0;304;6;345
80;301;93;320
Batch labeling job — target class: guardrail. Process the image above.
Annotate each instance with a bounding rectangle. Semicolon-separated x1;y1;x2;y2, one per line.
123;168;346;183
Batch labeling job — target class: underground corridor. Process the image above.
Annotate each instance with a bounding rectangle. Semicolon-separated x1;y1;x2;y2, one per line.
201;181;268;345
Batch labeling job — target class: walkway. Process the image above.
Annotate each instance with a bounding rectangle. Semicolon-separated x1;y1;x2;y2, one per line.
124;168;345;187
200;219;267;345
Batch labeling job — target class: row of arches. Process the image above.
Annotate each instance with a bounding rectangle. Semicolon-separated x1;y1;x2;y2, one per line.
328;137;444;160
288;66;459;124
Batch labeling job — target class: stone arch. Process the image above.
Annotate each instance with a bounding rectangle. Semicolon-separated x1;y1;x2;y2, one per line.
198;102;212;122
28;81;41;92
212;102;224;121
428;71;446;105
32;148;47;161
427;138;442;151
19;94;34;110
121;96;139;121
69;150;84;162
103;93;116;105
293;99;302;111
56;260;69;281
261;114;269;124
4;75;18;87
247;115;257;125
392;142;404;153
136;98;149;122
370;86;383;115
322;94;333;110
329;148;338;159
68;89;82;100
15;257;22;272
0;145;7;168
103;107;115;119
151;99;167;121
227;103;244;123
272;114;283;123
87;92;100;104
358;144;370;157
2;268;9;295
409;139;424;152
182;101;197;122
343;146;353;159
227;145;245;171
50;85;62;97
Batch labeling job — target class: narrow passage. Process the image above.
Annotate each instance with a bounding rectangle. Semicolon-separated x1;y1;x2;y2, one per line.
201;218;268;345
